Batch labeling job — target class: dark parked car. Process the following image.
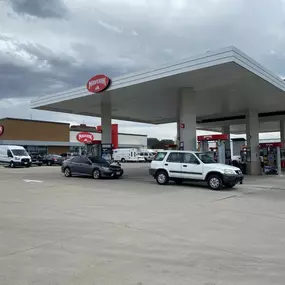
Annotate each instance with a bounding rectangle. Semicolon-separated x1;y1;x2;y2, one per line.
61;156;124;179
29;153;43;166
42;154;64;166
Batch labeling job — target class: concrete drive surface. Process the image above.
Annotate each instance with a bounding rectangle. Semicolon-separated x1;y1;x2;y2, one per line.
1;164;285;285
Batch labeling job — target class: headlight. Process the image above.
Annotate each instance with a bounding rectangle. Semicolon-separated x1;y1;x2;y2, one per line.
14;157;20;160
224;169;236;175
102;167;110;171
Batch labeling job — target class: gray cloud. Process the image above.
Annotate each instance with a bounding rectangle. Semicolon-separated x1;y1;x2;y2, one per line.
0;39;137;99
1;0;285;137
7;0;68;19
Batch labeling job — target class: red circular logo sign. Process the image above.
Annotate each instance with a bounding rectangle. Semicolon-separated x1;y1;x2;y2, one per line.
76;132;94;143
0;125;4;136
87;74;111;93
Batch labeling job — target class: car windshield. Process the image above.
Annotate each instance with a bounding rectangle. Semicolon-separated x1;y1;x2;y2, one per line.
89;156;109;165
195;152;217;164
11;149;28;156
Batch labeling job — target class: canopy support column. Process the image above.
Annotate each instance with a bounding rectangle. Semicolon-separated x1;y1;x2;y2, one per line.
177;88;196;151
246;110;260;175
101;95;112;145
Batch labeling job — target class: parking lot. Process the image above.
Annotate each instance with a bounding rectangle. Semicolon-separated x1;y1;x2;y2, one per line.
1;164;285;284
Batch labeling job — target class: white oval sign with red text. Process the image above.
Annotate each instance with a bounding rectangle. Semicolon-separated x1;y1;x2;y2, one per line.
87;74;111;93
0;125;4;136
76;132;94;143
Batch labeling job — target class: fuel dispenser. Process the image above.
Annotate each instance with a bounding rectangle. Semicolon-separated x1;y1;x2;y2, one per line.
259;142;283;175
197;134;230;164
86;140;113;161
240;145;251;174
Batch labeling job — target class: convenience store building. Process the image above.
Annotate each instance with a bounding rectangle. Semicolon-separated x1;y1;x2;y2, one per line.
0;118;147;155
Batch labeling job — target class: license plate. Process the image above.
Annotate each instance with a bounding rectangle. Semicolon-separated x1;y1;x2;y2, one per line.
116;171;121;175
24;162;27;164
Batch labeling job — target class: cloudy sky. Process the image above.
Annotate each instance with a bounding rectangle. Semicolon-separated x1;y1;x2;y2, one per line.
0;0;285;139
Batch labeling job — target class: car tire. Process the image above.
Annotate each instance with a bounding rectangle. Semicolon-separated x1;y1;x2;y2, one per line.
207;175;223;190
92;169;101;179
9;161;15;168
121;158;126;163
38;163;42;166
64;167;72;177
155;170;169;185
47;161;52;166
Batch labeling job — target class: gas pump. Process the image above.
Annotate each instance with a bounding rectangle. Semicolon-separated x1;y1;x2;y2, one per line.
85;140;113;161
209;146;218;161
240;145;251;174
197;134;230;164
101;143;113;161
259;142;283;175
86;140;102;156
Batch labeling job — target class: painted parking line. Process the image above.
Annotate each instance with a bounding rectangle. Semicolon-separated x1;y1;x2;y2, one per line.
23;180;44;183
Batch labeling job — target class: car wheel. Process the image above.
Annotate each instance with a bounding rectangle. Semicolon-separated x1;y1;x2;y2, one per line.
9;161;15;168
121;158;126;163
38;163;42;166
47;161;52;166
64;167;72;177
207;175;223;190
155;170;169;185
92;169;101;179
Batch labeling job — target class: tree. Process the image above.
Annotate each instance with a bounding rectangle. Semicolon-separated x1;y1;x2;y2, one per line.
147;138;160;148
160;139;174;145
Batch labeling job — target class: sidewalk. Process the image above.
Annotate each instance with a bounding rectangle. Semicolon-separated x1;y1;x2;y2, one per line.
245;174;285;190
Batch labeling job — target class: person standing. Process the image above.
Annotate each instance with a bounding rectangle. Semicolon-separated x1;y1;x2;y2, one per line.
260;152;265;175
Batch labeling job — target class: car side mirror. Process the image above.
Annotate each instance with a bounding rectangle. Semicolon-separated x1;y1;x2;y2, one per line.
195;160;200;164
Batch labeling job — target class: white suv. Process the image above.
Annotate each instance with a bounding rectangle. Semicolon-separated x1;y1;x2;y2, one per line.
149;151;243;190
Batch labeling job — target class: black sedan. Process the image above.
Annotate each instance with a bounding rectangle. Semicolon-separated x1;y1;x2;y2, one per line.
61;156;124;179
42;154;64;166
29;153;43;166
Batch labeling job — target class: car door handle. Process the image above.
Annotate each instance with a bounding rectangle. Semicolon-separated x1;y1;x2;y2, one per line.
183;165;187;167
165;163;168;166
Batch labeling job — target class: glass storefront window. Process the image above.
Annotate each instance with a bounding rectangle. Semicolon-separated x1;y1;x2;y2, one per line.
24;146;48;155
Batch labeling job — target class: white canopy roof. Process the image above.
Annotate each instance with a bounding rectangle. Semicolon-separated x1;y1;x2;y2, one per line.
31;46;285;133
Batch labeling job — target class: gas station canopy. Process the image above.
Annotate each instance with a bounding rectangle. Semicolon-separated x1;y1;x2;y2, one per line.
31;46;285;133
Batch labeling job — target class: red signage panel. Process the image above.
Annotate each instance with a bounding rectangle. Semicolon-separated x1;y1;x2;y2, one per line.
86;74;110;93
76;132;94;143
197;134;229;141
259;142;283;148
0;125;4;136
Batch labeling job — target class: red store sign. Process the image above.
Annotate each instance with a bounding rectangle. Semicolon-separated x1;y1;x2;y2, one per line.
76;132;94;143
86;74;111;93
0;125;4;136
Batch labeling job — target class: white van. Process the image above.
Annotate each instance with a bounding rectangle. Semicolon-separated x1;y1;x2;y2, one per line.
113;148;138;162
138;149;156;162
0;145;32;168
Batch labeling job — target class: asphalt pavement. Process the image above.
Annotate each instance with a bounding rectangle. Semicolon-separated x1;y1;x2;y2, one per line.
1;163;285;285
